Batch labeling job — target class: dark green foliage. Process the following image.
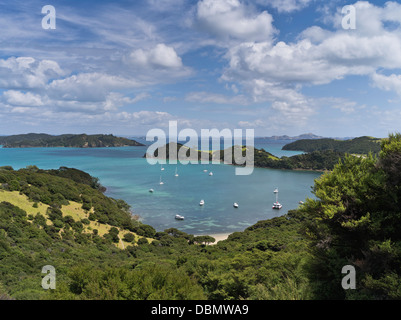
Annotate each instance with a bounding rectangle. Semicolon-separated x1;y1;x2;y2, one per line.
123;233;135;243
0;133;144;148
301;134;401;299
283;136;382;154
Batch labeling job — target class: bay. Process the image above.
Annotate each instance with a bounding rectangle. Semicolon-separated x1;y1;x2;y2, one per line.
0;140;321;235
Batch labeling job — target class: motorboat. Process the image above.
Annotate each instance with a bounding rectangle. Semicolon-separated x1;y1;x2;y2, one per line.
200;200;205;206
233;203;239;208
149;189;154;193
175;215;185;220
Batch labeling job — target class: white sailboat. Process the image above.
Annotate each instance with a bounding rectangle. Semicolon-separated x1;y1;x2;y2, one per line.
272;188;282;210
175;167;179;177
159;176;164;185
149;188;154;193
233;203;239;208
161;164;165;171
175;214;185;220
209;172;213;176
200;200;205;206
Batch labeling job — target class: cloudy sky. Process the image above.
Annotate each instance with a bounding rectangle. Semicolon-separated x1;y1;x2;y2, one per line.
0;0;401;138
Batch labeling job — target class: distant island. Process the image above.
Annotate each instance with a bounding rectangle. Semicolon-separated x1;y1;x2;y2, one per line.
146;142;345;172
258;133;326;141
0;133;145;148
282;136;382;154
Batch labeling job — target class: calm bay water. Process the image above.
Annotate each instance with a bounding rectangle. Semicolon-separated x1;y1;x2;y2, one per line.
0;139;321;235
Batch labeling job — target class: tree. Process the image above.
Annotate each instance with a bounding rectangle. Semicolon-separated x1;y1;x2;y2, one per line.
123;233;135;243
194;236;216;246
302;133;401;299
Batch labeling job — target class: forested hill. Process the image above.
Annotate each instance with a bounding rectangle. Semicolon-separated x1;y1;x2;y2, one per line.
0;133;144;148
147;143;346;171
282;136;382;154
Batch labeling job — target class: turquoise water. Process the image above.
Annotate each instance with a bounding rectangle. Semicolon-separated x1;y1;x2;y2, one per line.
0;141;320;235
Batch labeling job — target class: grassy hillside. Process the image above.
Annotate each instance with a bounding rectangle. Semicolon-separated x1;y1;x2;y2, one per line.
0;133;144;148
282;136;382;154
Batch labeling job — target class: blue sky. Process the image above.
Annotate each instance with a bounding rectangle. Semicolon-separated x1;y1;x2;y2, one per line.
0;0;401;138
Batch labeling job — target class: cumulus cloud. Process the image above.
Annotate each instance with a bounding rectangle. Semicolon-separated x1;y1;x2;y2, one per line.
371;73;401;97
196;0;276;44
0;57;64;89
216;1;401;126
126;44;184;69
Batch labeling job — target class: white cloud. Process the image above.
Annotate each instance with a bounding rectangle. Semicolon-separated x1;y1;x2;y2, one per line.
127;44;184;69
47;72;143;102
371;73;401;97
0;57;65;89
196;0;276;44
3;90;44;107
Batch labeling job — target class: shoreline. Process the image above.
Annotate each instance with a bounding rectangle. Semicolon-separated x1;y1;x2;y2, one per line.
196;233;231;245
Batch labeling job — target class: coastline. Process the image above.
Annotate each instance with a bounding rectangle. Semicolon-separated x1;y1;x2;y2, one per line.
205;233;231;245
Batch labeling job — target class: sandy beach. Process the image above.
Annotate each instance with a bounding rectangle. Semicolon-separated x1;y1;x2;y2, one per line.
209;233;231;244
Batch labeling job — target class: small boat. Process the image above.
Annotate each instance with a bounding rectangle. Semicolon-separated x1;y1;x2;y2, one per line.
233;203;239;208
209;172;213;176
159;176;164;185
272;202;283;210
175;167;179;177
175;214;185;220
272;188;282;210
200;200;205;206
203;170;208;173
161;165;165;171
149;189;154;193
299;201;304;205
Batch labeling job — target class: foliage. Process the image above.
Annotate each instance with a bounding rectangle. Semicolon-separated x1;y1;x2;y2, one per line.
0;133;144;148
283;136;382;154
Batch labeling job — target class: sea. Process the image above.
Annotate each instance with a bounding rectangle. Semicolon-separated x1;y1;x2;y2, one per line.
0;138;321;235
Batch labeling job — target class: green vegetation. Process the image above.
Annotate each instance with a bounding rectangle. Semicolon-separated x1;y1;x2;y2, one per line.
148;143;345;171
282;136;382;154
1;133;401;300
0;133;144;148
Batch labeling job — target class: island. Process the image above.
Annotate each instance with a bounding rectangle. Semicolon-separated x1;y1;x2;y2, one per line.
282;136;382;154
146;142;346;171
0;133;145;148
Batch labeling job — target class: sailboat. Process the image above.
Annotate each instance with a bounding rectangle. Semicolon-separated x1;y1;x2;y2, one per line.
161;164;165;171
272;188;282;210
233;203;239;208
149;188;154;193
175;167;179;177
209;172;213;176
200;200;205;206
159;176;164;185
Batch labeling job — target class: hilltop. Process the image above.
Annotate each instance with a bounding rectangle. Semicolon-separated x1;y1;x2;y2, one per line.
0;133;144;148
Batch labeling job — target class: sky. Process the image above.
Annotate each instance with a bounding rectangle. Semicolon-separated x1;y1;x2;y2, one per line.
0;0;401;138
